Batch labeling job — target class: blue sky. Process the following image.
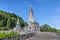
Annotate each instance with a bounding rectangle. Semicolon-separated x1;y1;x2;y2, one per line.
0;0;60;29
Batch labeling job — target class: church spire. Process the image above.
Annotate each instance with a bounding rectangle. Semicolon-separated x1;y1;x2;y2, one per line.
29;5;34;23
16;17;21;27
17;18;20;25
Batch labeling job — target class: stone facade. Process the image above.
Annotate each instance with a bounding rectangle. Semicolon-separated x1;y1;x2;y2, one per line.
13;5;40;34
28;5;40;31
13;18;21;33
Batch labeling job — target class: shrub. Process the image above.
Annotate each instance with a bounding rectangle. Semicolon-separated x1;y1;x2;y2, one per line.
0;31;19;38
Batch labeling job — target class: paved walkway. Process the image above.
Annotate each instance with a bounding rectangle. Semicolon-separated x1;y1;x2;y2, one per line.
26;32;60;40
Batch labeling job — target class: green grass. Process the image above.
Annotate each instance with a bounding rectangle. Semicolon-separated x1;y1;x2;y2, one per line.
0;31;19;38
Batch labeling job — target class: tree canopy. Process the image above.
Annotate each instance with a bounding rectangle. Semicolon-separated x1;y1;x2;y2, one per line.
40;24;60;33
0;10;27;30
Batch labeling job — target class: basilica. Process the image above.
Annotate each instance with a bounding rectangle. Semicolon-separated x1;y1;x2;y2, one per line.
28;5;40;31
13;5;40;34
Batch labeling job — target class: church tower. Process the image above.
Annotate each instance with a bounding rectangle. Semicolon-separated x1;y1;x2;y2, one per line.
16;17;21;28
13;18;21;33
28;5;35;30
29;5;34;23
28;5;40;31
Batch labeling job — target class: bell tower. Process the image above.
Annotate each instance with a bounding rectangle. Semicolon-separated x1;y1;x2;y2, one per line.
28;5;35;30
28;5;40;31
14;18;21;33
29;5;34;23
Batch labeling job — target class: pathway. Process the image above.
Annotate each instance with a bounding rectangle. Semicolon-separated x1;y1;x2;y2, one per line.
26;32;60;40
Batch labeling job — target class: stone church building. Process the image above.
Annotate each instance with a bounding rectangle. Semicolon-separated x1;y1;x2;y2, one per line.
13;5;40;33
28;5;40;31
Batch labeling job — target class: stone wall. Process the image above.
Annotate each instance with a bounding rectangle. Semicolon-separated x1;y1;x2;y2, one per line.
20;33;35;40
0;33;35;40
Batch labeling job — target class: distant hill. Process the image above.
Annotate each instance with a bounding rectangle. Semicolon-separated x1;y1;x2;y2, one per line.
0;10;27;30
40;24;60;33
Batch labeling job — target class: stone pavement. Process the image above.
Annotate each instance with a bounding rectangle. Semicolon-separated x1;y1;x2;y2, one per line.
26;32;60;40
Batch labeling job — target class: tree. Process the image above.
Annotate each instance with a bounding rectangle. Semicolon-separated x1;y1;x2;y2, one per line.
40;24;51;32
6;15;10;29
40;24;57;32
0;10;27;30
0;20;3;27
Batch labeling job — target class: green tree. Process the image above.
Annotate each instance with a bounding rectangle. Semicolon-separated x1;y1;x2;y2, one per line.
6;15;10;29
0;10;27;30
0;20;3;27
40;24;57;32
40;24;51;32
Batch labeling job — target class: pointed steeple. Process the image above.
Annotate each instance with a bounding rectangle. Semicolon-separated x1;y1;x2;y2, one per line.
17;18;20;25
16;17;21;27
30;5;33;14
29;5;34;23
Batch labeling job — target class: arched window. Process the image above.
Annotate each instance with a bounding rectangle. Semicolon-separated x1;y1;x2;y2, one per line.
30;27;31;29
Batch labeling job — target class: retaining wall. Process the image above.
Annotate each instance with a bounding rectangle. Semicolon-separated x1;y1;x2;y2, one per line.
0;33;35;40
